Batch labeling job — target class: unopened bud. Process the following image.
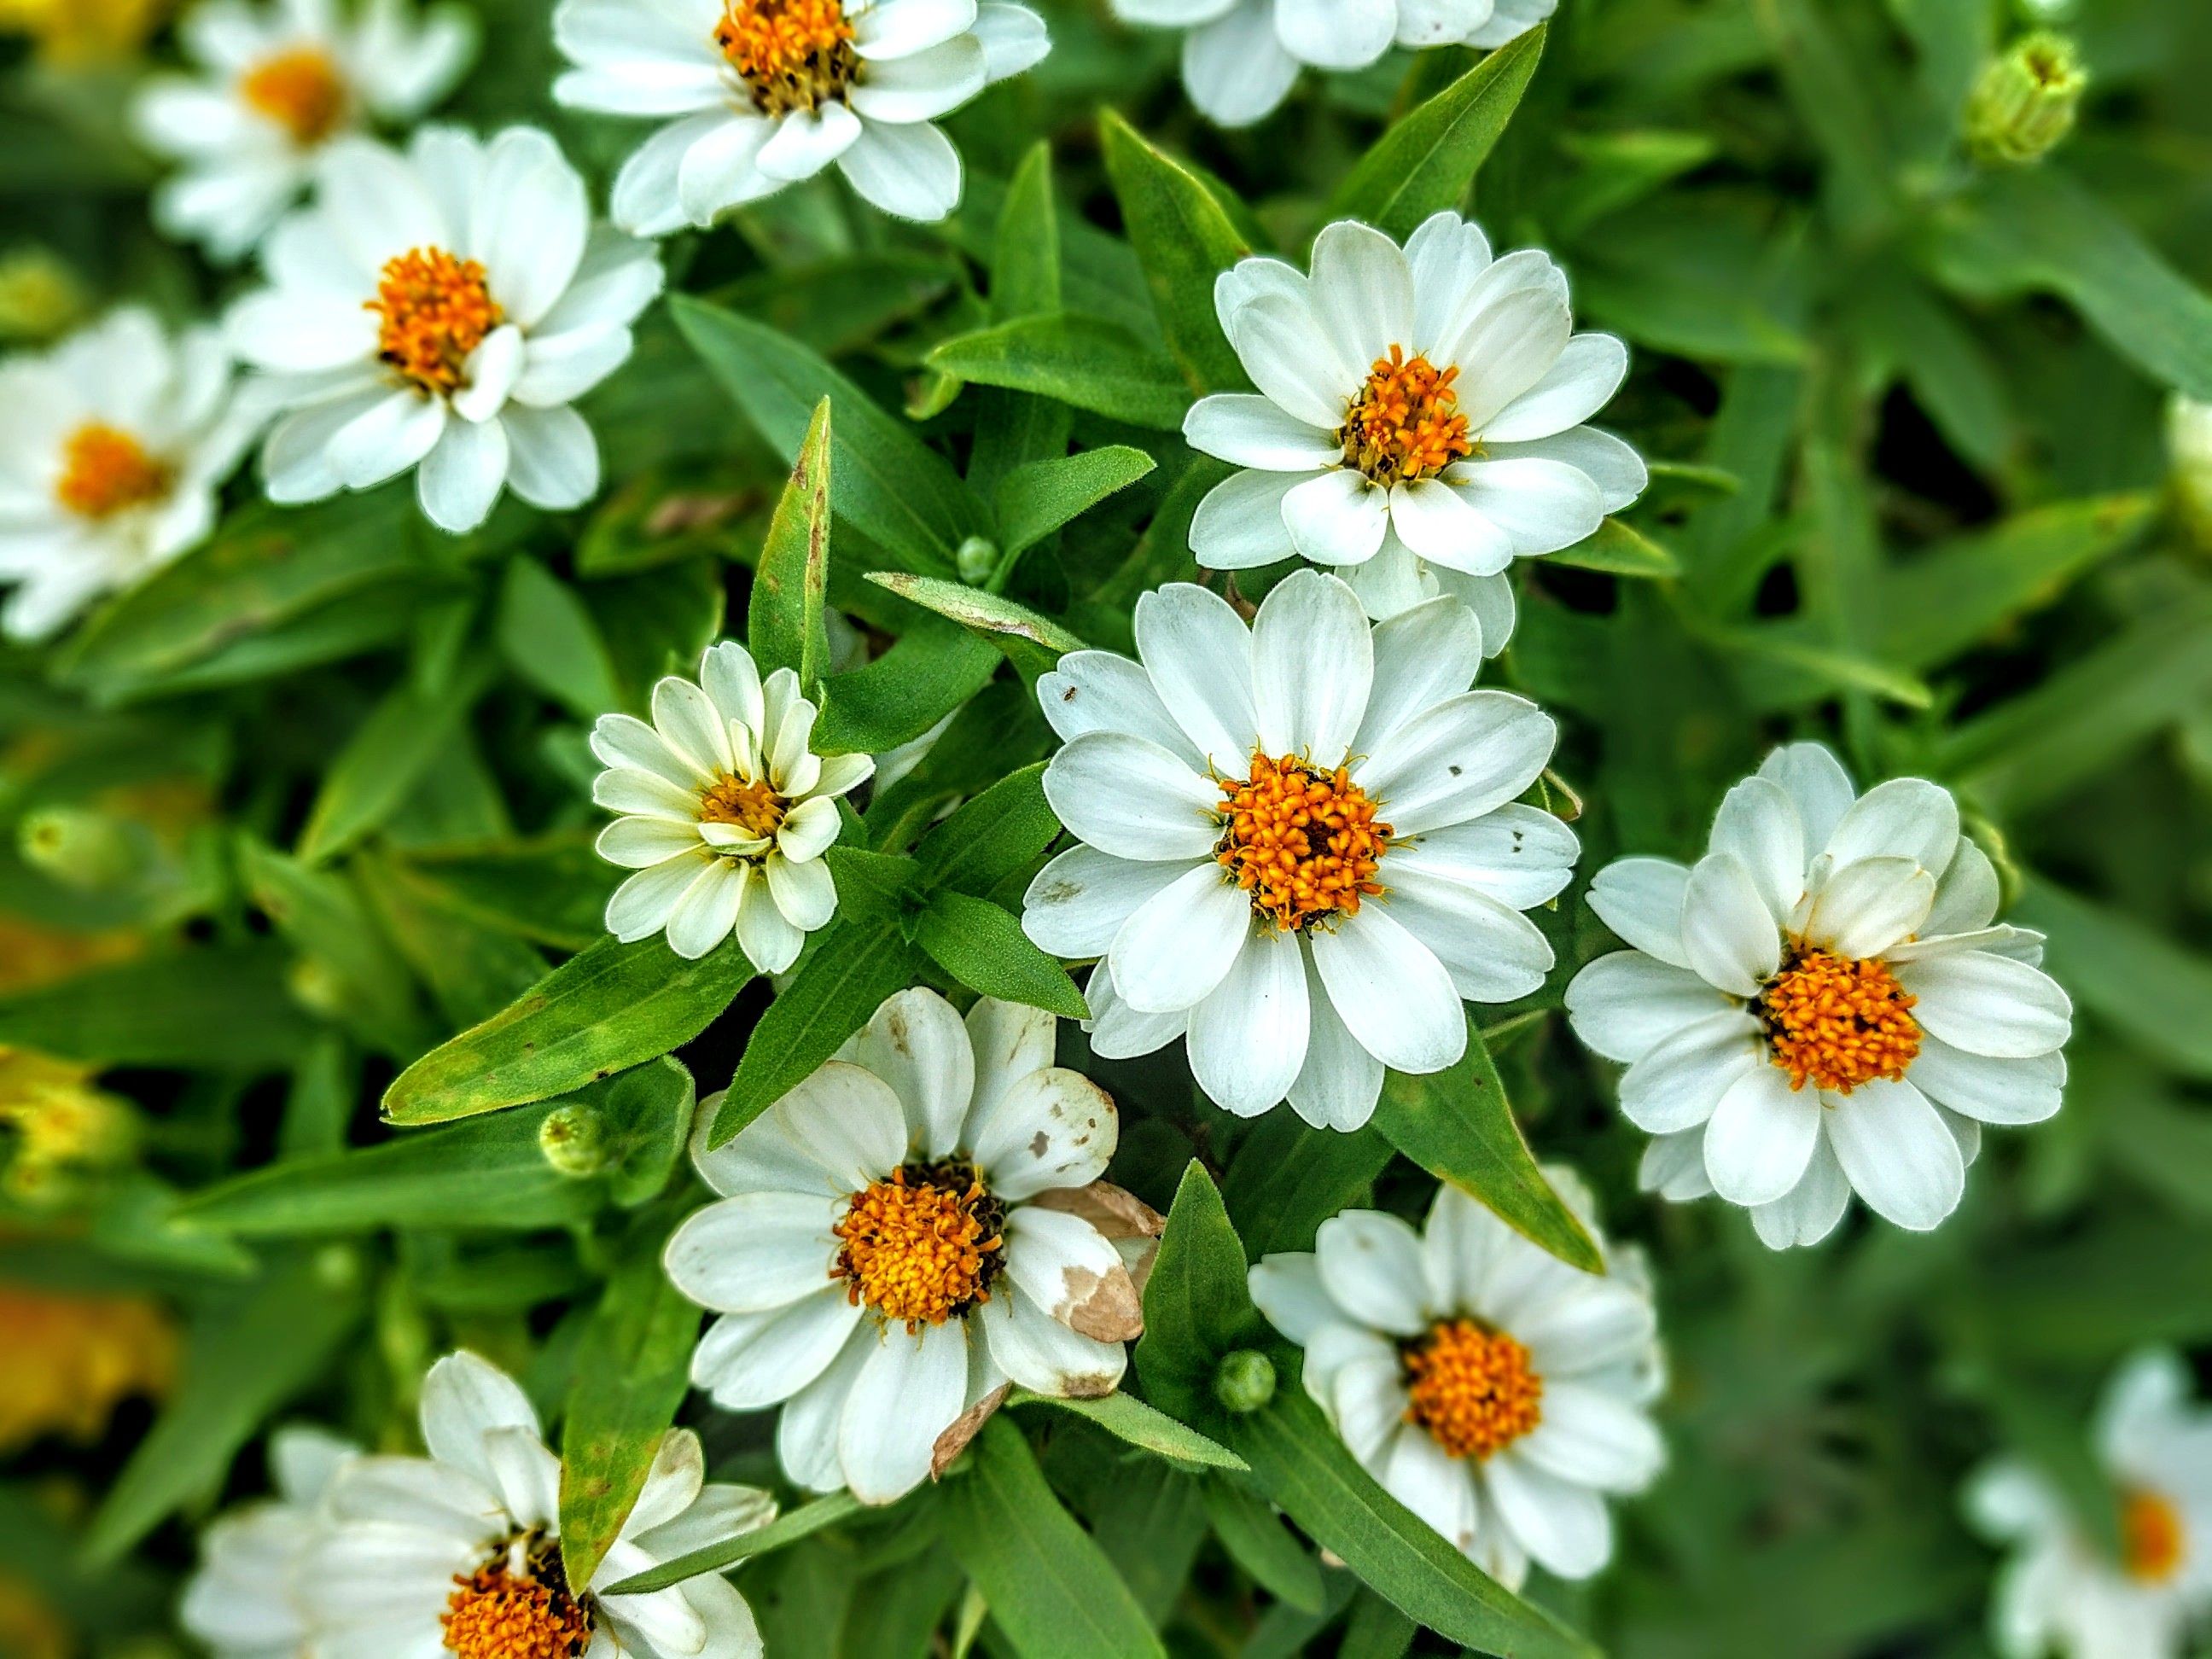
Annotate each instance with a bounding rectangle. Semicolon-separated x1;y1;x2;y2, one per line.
0;247;86;342
19;807;135;891
538;1104;608;1178
1214;1348;1277;1415
954;535;999;586
286;956;350;1020
1965;32;2087;166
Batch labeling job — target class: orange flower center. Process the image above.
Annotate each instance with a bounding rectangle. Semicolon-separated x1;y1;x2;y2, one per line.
1757;945;1922;1095
367;247;503;396
713;0;859;116
239;46;348;145
698;773;787;841
2123;1489;2186;1585
1340;346;1475;486
1216;751;1390;933
441;1539;591;1659
55;424;172;520
833;1160;1004;1331
1401;1318;1543;1460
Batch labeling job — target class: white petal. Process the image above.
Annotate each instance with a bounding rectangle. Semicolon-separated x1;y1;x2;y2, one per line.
1386;478;1514;576
1132;582;1259;771
665;860;744;959
1802;856;1936;961
853;0;979;58
1307;220;1415;368
675;114;780;229
501;404;602;509
416;416;509;533
613;111;731;237
1038;648;1202;759
1486;1452;1614;1580
1248;1253;1339;1343
1356;690;1555;836
1180;0;1300;127
1486;425;1647;514
737;868;806;973
1287;944;1385;1130
1250;568;1371;764
1907;1039;2064;1126
1585;857;1692;969
1225;291;1356;430
662;1191;840;1313
1381;870;1553;1003
607;853;711;941
1022;847;1190;958
598;818;703;869
1514;1382;1663;1493
836;117;963;221
1274;0;1396;68
1708;776;1806;926
844;987;975;1161
766;851;837;931
967;1065;1116;1199
1002;1208;1139;1342
1755;742;1855;847
847;35;987;123
1284;469;1389;568
758;102;864;183
1189;468;1302;570
1042;731;1219;861
1701;1063;1821;1207
1309;907;1465;1074
454;324;525;424
1184;394;1338;470
1187;924;1309;1116
837;1320;969;1503
690;1293;866;1411
978;1287;1129;1396
1748;1136;1852;1250
973;0;1049;77
419;1352;540;1497
1679;852;1782;997
1617;1010;1761;1133
1822;777;1959;874
1824;1077;1964;1231
1441;457;1604;557
1314;1209;1430;1336
1894;951;2071;1058
1352;593;1483;756
1482;334;1629;442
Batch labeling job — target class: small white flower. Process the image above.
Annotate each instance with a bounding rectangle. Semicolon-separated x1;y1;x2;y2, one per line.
309;1351;772;1658
0;308;251;640
1023;569;1573;1130
591;641;874;970
1564;742;2075;1248
1111;0;1554;130
228;125;665;534
1183;213;1644;651
1250;1174;1663;1590
181;1426;358;1657
551;0;1051;234
1967;1349;2212;1659
664;987;1142;1505
133;0;477;261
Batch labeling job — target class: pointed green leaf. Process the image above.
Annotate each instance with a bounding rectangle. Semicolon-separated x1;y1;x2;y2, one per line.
1549;518;1681;579
0;946;314;1071
1200;1477;1324;1613
867;572;1084;679
1005;1389;1248;1472
2014;878;2212;1080
602;1491;860;1595
1098;109;1251;390
1134;1162;1266;1422
996;446;1158;559
927;313;1192;430
297;666;492;864
498;557;622;721
749;396;833;697
813;622;1002;754
914;761;1059;898
915;889;1086;1017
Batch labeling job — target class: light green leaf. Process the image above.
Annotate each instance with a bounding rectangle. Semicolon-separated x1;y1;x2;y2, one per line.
969;142;1074;498
378;835;614;952
602;1491;861;1596
749;396;834;698
240;837;428;1057
1006;1389;1248;1471
996;446;1158;560
497;557;623;721
927;313;1192;431
353;852;549;1028
1716;623;1936;710
813;622;1003;754
1550;518;1681;580
915;890;1086;1017
1098;109;1251;391
914;761;1059;899
867;572;1085;679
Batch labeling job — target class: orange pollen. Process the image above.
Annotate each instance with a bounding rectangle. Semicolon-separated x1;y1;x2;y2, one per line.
440;1541;591;1659
55;424;172;520
697;773;787;841
1339;346;1475;486
1401;1318;1543;1461
367;247;503;396
239;47;348;145
832;1160;1004;1332
2123;1490;2186;1585
1215;751;1389;933
1757;944;1922;1095
713;0;859;116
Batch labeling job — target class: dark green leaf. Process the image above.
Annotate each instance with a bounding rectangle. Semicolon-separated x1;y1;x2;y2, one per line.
1006;1389;1247;1471
1133;1161;1266;1422
996;447;1159;560
915;889;1087;1018
1200;1478;1324;1613
2014;878;2212;1080
914;762;1058;898
0;945;315;1071
497;557;623;721
925;312;1190;431
749;396;834;697
813;622;1002;754
1098;110;1251;390
866;573;1084;678
1224;1116;1395;1260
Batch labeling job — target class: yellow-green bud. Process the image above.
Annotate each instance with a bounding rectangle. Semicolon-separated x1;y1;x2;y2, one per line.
1965;32;2087;166
954;535;999;586
2168;394;2212;555
18;807;136;891
538;1104;608;1178
0;247;86;341
286;956;350;1020
1214;1348;1277;1414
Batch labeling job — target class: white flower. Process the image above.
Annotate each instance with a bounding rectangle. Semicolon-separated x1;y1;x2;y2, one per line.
132;0;476;261
1023;569;1572;1130
1183;214;1644;652
1564;742;2075;1248
663;987;1141;1505
0;308;251;640
551;0;1051;234
181;1426;357;1656
591;641;873;970
311;1351;772;1659
1967;1350;2212;1659
228;126;665;534
1250;1175;1663;1590
1110;0;1553;130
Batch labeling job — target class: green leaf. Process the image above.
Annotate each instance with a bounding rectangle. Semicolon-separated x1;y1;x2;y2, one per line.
497;557;623;721
560;1233;705;1591
1330;27;1545;241
749;396;834;697
825;844;927;924
710;920;920;1145
1225;1395;1596;1659
672;293;986;568
82;1253;364;1564
1005;1388;1248;1472
297;666;490;864
379;835;614;952
914;762;1060;899
1550;518;1681;580
1371;1016;1602;1274
1200;1478;1324;1614
0;945;315;1071
969;142;1075;498
813;622;1003;754
1223;1115;1395;1260
1133;1162;1266;1422
240;838;429;1056
2013;878;2212;1080
927;314;1192;431
382;937;754;1126
866;572;1085;679
353;852;550;1028
602;1490;861;1595
1714;622;1936;711
941;1418;1168;1659
996;447;1158;560
1098;110;1251;391
915;890;1087;1018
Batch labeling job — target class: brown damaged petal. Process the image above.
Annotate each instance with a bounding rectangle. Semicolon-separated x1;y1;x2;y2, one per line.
1029;1180;1165;1240
1057;1260;1144;1344
931;1382;1011;1478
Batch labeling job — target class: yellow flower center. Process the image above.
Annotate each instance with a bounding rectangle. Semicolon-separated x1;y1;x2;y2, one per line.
698;773;788;841
833;1160;1005;1331
441;1540;592;1659
1216;751;1390;933
239;46;348;145
1401;1318;1543;1461
713;0;859;116
368;247;503;396
1340;346;1475;486
55;423;172;520
1757;945;1922;1095
2123;1489;2186;1585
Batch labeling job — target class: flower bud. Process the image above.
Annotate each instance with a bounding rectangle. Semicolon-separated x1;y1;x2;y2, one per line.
1213;1348;1277;1414
1965;32;2087;166
0;247;86;342
2168;395;2212;554
538;1104;608;1178
954;535;999;586
18;807;136;892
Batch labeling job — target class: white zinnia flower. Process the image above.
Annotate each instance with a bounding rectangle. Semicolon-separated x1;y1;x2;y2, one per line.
1967;1349;2212;1659
228;126;665;534
591;641;873;969
1023;570;1572;1130
551;0;1051;234
1564;742;2075;1248
1250;1175;1662;1589
311;1351;773;1659
1183;214;1644;651
664;987;1141;1505
132;0;476;261
0;308;251;640
1108;0;1551;133
181;1426;358;1657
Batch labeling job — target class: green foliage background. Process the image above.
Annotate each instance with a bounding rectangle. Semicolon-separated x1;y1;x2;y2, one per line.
4;0;2212;1654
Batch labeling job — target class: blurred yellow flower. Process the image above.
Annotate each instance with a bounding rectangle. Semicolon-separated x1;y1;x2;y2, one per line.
0;915;141;998
0;1572;72;1659
0;1048;133;1205
0;1284;175;1453
0;0;169;61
